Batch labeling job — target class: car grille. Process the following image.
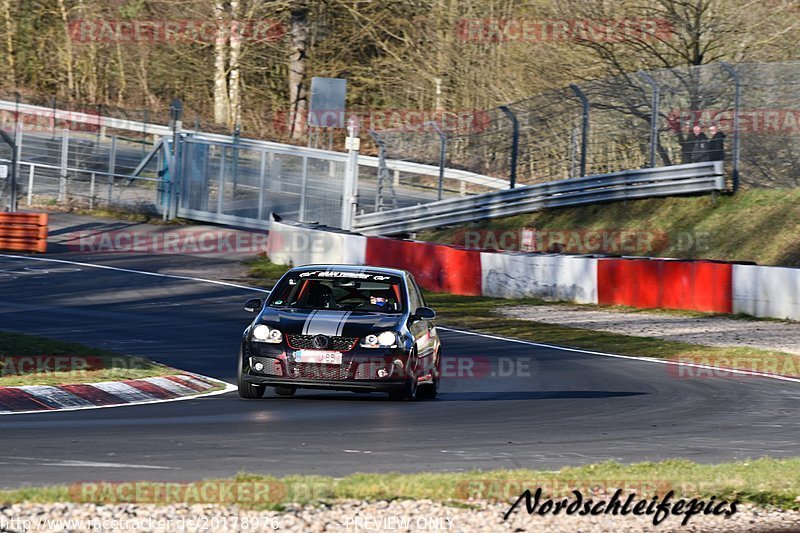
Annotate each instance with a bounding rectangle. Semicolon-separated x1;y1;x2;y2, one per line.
250;357;283;376
289;362;352;381
355;362;387;380
286;335;358;352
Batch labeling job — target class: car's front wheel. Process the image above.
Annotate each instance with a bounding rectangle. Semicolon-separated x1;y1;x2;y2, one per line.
237;347;265;399
416;350;440;400
389;351;418;401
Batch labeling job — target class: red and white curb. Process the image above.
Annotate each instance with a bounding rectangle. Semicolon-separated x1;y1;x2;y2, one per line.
0;373;236;415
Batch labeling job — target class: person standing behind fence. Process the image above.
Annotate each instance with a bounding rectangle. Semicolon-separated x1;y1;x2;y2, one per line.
708;123;726;161
690;124;710;163
681;122;696;164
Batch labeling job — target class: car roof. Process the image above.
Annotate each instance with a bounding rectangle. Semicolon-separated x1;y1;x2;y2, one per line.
287;264;409;278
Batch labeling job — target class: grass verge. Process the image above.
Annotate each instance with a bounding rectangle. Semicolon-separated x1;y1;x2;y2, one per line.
0;330;179;386
1;458;799;510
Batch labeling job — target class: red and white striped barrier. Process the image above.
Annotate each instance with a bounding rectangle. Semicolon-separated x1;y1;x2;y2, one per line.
0;373;229;414
266;220;799;321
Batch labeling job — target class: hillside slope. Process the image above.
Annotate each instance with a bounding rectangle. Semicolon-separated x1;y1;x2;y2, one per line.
418;189;800;267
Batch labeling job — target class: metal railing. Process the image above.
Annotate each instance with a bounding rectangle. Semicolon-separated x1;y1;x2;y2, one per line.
353;162;725;236
373;61;800;200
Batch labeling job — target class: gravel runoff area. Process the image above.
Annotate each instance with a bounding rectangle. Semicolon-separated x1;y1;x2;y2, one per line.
498;305;800;355
2;500;800;532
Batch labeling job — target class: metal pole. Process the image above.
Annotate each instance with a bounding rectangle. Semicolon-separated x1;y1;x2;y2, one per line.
169;99;183;219
27;164;34;207
89;172;96;210
430;122;447;199
370;131;385;210
108;135;117;177
720;62;741;193
257;151;267;220
498;105;519;188
341;116;360;230
299;155;308;221
638;71;660;168
59;129;69;202
11;127;21;211
569;84;590;177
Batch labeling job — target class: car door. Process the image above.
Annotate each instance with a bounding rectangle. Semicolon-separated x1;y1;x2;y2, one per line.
406;276;436;362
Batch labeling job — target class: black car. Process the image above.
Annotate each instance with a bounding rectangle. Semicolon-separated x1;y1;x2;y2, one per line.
238;265;441;401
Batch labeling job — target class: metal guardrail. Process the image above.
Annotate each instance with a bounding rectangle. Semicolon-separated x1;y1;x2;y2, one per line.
353;161;725;235
0;99;508;193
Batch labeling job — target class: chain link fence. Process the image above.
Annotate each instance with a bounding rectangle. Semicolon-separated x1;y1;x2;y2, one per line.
373;61;800;204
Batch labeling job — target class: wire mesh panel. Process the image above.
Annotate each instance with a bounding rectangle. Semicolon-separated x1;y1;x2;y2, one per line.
177;137;346;228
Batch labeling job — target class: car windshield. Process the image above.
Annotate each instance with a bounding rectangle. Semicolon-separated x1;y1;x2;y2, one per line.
268;271;404;314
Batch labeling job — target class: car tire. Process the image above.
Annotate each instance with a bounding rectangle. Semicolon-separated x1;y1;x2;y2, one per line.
389;351;418;401
416;350;440;400
237;347;265;399
274;386;296;396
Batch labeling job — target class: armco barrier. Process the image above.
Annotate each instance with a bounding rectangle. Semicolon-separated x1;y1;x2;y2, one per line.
733;264;800;320
598;258;732;313
480;252;598;304
267;220;366;266
365;238;482;296
0;212;48;253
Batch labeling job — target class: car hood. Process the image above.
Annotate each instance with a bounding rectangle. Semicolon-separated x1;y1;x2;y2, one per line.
260;308;404;337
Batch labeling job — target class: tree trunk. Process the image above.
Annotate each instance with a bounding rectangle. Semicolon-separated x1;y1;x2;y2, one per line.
56;0;74;98
288;1;309;140
213;0;230;125
1;0;15;86
227;0;242;130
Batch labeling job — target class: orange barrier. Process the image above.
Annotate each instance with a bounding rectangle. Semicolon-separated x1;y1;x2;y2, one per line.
0;212;48;253
365;237;482;296
598;258;732;313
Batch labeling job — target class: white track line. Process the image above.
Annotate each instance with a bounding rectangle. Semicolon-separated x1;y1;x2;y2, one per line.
0;253;271;293
438;326;800;385
2;253;798;396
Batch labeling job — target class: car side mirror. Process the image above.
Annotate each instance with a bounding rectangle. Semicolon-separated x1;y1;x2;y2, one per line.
413;306;436;320
244;298;263;313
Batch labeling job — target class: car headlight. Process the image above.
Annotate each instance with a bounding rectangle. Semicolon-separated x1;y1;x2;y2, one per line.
360;331;398;348
252;324;283;344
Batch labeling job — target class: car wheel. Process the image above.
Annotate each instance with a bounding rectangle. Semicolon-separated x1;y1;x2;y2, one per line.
416;350;440;400
237;347;266;399
389;351;418;401
274;386;296;396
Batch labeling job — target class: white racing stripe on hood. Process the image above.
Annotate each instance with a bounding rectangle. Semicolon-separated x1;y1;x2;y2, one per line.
302;310;352;336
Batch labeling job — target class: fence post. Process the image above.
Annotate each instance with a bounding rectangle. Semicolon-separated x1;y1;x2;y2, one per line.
498;105;519;188
108;135;117;178
341;116;360;230
720;62;741;193
569;84;590;177
257;151;267;220
59;129;69;202
299;154;308;221
637;71;660;168
371;131;386;210
430;121;448;199
89;172;96;210
27;165;34;206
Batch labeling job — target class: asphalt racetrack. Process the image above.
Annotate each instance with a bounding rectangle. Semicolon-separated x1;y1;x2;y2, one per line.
1;250;799;488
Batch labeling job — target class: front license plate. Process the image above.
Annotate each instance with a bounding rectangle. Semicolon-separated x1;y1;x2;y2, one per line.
294;350;343;364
